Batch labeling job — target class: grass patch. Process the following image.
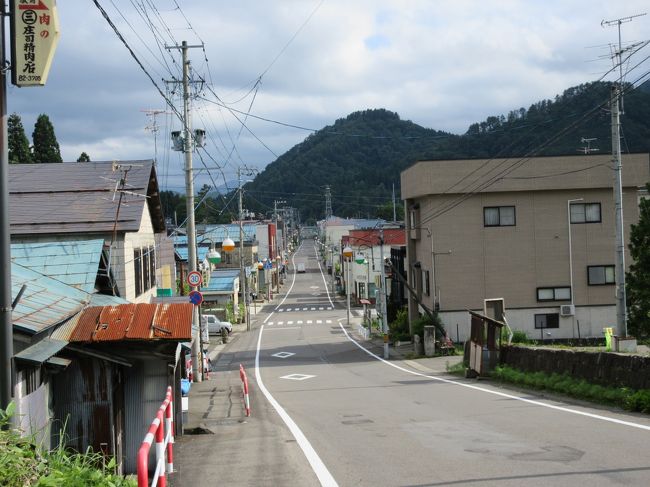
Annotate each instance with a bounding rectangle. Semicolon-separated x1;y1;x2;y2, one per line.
0;403;135;487
445;361;466;375
491;365;650;414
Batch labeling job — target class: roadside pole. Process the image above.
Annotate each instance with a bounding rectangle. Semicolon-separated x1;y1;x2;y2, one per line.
379;227;389;359
0;1;13;410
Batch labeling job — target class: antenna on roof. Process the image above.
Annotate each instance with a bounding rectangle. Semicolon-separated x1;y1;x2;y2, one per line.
142;109;169;165
577;137;600;154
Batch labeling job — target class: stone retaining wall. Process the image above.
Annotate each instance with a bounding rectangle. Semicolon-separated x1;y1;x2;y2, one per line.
500;346;650;390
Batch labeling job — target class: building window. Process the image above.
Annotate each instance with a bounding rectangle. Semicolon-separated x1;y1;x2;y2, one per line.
588;265;615;285
484;206;515;227
535;313;559;329
537;287;571;301
570;202;601;223
134;249;142;297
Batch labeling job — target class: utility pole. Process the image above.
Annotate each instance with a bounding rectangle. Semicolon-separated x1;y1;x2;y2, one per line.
168;40;203;381
601;14;646;337
325;185;332;221
0;0;14;410
238;167;250;331
379;227;389;359
611;85;627;337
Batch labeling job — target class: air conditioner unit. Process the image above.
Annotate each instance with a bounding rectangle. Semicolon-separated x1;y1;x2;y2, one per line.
560;304;575;316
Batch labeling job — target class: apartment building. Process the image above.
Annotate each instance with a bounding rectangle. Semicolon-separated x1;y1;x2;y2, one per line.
401;153;650;341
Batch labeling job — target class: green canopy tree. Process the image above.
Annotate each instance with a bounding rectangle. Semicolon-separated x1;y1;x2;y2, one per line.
32;114;62;163
8;113;32;164
626;183;650;338
77;152;90;162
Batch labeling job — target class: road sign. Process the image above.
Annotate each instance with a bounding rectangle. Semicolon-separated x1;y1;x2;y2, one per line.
188;290;203;306
10;0;61;87
187;271;202;287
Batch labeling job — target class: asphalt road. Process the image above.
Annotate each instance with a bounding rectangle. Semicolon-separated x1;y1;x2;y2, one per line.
190;239;650;486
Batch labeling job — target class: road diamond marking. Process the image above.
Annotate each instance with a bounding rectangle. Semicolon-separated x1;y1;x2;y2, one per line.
272;352;295;359
280;374;315;381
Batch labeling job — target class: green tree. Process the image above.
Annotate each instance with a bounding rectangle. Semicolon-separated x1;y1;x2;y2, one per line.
32;114;62;163
627;184;650;338
77;151;90;162
7;113;32;164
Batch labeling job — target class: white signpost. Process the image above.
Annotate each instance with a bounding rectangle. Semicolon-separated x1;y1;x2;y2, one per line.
10;0;60;87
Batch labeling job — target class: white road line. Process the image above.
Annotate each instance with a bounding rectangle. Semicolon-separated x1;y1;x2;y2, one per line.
297;320;303;324
256;326;338;487
326;320;332;324
339;323;650;432
310;307;316;311
288;321;294;325
316;320;322;324
319;307;324;310
307;320;313;324
303;307;308;311
278;321;284;325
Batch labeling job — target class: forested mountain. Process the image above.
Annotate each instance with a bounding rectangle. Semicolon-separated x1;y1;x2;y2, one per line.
239;80;650;223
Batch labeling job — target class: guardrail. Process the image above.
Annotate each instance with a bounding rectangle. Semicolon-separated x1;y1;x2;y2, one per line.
137;386;174;487
239;364;251;417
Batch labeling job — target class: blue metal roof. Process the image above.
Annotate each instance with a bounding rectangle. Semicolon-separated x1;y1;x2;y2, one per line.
203;269;239;293
88;293;129;307
173;224;256;246
175;246;209;263
11;238;104;293
12;262;89;334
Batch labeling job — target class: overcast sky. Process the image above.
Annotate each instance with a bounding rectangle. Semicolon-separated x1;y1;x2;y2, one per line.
6;1;650;192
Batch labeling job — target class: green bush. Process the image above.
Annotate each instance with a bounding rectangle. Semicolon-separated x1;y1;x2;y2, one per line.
510;330;530;344
388;307;410;341
492;365;650;414
0;404;135;487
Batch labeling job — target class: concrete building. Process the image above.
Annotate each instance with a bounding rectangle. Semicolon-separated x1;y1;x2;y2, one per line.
401;153;650;341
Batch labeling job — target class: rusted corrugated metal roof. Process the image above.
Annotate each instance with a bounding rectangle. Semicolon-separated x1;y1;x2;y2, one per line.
65;303;192;343
9;161;165;235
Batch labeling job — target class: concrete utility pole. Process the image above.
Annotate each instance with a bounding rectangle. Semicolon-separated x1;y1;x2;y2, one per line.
379;227;389;359
611;85;627;337
601;14;645;337
238;168;250;331
168;40;203;381
0;0;14;410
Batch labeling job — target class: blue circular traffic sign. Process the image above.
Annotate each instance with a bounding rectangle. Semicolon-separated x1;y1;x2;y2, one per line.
188;290;203;305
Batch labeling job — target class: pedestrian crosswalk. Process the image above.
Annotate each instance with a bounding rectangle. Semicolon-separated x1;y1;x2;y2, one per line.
266;319;333;327
277;306;333;312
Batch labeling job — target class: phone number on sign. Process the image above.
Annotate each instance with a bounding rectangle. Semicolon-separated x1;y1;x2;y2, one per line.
18;75;41;82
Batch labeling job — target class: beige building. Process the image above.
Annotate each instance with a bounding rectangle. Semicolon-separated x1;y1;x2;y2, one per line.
401;153;650;341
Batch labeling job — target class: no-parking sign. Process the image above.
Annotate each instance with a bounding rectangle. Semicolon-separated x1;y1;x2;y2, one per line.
188;290;203;306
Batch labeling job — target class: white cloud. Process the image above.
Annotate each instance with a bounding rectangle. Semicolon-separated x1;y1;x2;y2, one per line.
6;0;650;192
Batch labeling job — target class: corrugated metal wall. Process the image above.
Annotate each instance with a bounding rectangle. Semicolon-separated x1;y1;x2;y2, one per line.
52;357;116;457
123;358;171;474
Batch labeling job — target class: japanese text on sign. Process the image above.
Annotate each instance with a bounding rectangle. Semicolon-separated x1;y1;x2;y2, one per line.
11;0;60;87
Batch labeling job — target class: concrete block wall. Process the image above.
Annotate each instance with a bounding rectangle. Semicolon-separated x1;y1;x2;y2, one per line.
500;346;650;390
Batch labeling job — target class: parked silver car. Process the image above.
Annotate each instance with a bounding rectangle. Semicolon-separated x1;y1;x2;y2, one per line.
201;314;233;335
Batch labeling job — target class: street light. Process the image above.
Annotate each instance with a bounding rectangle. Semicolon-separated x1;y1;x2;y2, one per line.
343;245;353;326
567;198;583;311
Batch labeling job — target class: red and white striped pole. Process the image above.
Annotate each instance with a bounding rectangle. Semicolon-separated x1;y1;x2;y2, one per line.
165;386;174;474
240;364;251;417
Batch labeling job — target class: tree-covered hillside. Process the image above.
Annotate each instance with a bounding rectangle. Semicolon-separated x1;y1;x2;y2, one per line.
239;80;650;223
